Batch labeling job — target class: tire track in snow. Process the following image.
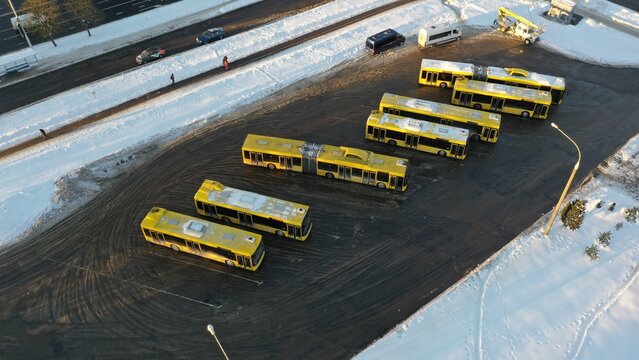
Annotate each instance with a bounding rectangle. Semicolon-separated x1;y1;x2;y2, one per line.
567;263;639;359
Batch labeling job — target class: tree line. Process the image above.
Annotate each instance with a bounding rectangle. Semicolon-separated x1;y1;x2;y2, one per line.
19;0;103;46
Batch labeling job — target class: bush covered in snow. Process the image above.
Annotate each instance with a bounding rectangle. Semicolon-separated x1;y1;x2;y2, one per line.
585;245;599;261
597;231;612;247
624;206;639;223
561;199;587;230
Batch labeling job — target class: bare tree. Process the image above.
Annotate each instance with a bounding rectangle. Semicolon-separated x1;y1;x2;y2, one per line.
19;0;63;47
65;0;103;37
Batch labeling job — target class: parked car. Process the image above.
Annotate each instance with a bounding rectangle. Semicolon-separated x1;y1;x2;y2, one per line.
136;46;166;65
196;28;225;45
418;25;462;48
365;28;405;55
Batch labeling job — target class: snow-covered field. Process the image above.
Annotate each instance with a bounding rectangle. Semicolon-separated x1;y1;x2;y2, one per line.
0;0;638;358
356;134;639;359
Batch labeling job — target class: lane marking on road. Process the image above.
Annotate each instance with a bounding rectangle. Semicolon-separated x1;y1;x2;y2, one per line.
143;250;263;286
44;256;221;308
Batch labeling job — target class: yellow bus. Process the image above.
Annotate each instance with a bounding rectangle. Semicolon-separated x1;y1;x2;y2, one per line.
242;134;409;191
379;92;501;143
365;110;469;160
194;179;312;241
140;207;265;271
451;79;552;119
418;59;566;104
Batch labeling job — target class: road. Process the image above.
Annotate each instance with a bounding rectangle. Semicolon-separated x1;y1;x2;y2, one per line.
1;34;639;359
0;0;184;55
0;0;334;114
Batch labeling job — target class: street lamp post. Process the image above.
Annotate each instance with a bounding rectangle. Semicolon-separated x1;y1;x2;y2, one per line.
543;122;581;236
7;0;33;47
206;324;230;360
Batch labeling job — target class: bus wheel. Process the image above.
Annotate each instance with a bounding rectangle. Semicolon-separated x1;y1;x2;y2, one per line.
388;140;397;146
267;163;276;170
225;259;235;267
471;134;480;141
438;150;446;156
521;111;530;118
326;172;334;179
525;39;531;45
222;216;231;223
376;182;386;189
170;244;179;252
276;230;285;237
439;82;447;89
473;104;482;110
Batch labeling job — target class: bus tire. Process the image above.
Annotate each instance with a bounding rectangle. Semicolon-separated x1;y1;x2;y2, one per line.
388;140;397;146
376;182;386;189
521;111;530;118
439;82;447;89
438;150;446;156
225;259;235;267
221;216;231;223
276;230;285;237
326;172;334;179
456;36;461;41
471;134;480;141
170;244;180;252
524;39;531;45
267;163;276;170
473;103;482;110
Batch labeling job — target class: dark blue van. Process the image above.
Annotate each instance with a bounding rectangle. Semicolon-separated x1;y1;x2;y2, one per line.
365;29;405;55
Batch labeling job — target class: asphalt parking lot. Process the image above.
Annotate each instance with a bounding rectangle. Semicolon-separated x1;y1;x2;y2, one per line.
1;32;639;359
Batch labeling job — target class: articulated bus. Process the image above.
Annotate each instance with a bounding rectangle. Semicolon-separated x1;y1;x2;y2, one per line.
451;79;552;119
140;207;265;271
418;58;566;104
242;134;409;191
365;110;469;160
194;179;312;241
379;92;501;143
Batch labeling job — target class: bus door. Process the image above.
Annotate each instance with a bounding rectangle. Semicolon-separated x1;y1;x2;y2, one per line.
185;240;201;255
490;97;504;111
203;204;217;217
451;144;459;157
249;152;263;166
238;213;253;227
373;127;385;141
405;134;418;148
280;156;293;170
149;230;165;244
483;127;497;141
287;224;297;239
362;171;376;185
460;92;472;106
533;104;547;118
338;166;352;181
426;71;437;84
390;176;398;189
236;254;250;268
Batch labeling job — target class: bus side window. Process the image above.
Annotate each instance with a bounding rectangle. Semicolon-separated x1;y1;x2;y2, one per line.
377;172;389;182
421;70;427;79
367;126;374;134
243;150;250;159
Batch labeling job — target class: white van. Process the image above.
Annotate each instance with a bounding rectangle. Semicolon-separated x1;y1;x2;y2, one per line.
418;25;461;48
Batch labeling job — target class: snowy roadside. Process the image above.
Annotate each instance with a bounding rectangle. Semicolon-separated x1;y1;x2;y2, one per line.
0;0;397;152
0;0;458;245
0;0;262;86
355;133;639;359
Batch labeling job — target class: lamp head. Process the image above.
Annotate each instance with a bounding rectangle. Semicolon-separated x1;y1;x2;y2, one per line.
551;122;558;129
207;324;215;336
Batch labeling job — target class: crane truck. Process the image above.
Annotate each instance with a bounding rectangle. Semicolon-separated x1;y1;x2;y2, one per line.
494;7;543;45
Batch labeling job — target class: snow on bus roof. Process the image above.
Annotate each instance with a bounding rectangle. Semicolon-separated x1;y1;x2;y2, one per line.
462;80;552;102
375;112;469;142
206;182;308;222
393;95;501;125
147;208;259;252
420;58;473;73
486;66;566;88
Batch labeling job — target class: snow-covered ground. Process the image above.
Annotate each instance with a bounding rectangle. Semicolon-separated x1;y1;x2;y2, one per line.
0;0;638;358
356;134;639;359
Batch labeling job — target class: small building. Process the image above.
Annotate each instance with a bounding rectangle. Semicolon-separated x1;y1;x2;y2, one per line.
547;0;575;24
